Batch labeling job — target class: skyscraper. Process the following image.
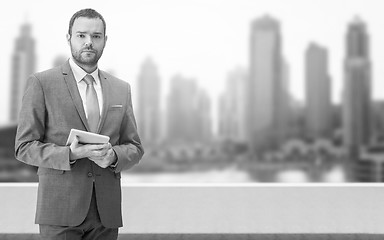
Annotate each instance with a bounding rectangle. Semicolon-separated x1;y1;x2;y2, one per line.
166;75;211;143
9;22;36;122
195;88;212;142
53;55;68;67
305;43;332;139
247;15;288;150
137;58;161;145
218;67;247;141
342;17;372;156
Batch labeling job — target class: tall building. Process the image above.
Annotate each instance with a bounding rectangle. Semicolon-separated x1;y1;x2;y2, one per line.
166;75;211;143
247;15;288;150
137;58;162;145
195;89;212;142
342;17;372;156
53;55;68;67
372;101;384;141
218;67;247;141
9;22;36;122
305;43;332;139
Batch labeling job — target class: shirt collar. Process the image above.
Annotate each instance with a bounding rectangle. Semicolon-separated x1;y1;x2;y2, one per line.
69;58;100;85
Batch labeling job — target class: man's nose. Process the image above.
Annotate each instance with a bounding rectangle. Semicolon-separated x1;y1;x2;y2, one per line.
84;36;93;48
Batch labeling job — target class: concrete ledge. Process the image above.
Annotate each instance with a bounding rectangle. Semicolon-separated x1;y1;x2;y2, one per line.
0;234;384;240
2;183;384;234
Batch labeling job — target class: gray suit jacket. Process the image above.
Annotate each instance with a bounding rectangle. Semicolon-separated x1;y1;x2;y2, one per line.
15;60;144;228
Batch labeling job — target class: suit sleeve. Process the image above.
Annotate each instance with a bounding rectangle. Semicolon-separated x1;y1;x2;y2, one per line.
112;84;144;173
15;75;71;171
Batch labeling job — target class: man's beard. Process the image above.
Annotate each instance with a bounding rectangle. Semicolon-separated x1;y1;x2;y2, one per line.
70;44;103;66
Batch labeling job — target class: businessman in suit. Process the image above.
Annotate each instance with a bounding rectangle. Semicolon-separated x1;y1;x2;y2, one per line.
15;8;144;239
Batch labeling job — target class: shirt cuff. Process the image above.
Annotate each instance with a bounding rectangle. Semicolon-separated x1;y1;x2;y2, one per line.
109;149;118;169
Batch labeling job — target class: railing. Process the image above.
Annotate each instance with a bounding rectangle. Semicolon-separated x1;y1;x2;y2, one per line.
1;183;384;234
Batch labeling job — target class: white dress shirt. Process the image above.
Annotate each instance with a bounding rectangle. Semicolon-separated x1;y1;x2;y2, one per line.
67;59;118;168
68;58;103;118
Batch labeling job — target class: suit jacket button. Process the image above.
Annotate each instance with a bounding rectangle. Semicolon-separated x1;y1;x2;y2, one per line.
88;172;93;177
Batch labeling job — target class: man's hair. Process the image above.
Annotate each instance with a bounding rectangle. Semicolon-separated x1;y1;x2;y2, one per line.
68;8;106;37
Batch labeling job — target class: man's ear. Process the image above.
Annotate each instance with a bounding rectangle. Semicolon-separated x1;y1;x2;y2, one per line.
66;33;71;45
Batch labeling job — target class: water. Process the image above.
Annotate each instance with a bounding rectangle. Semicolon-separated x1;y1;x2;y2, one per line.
122;165;347;184
122;167;253;184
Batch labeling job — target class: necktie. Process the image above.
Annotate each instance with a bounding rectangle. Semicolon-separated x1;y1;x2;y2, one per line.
83;74;100;133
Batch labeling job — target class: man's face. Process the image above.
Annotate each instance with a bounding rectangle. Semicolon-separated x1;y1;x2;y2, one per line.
67;17;107;67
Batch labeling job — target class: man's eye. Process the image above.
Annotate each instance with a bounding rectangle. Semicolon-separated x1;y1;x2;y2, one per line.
78;34;85;38
93;35;101;39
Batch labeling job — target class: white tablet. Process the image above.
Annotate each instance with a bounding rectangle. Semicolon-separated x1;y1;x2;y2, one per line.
66;129;110;146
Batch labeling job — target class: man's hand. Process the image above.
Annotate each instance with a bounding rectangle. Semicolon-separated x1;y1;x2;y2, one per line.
69;136;110;162
89;145;117;168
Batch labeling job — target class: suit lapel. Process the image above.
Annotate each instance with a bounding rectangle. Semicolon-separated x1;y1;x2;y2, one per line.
62;61;90;132
97;70;110;133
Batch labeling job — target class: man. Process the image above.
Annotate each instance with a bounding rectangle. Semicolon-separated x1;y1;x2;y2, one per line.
15;8;144;239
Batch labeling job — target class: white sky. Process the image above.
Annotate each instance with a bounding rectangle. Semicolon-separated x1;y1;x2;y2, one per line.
1;0;384;125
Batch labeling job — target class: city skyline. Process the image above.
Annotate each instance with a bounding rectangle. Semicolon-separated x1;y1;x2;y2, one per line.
2;0;384;127
3;1;384;184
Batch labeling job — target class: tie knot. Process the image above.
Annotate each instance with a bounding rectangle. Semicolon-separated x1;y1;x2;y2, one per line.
83;74;95;85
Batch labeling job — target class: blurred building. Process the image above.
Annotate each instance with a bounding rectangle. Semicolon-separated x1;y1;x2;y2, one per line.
353;145;384;182
195;88;212;142
53;54;68;67
137;58;162;146
247;15;289;151
305;43;332;139
373;101;384;141
9;22;36;122
281;58;291;137
342;17;372;157
287;98;306;140
166;75;212;144
218;67;248;141
0;124;37;182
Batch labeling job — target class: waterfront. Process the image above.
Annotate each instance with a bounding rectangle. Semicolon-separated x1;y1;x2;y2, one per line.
122;164;348;184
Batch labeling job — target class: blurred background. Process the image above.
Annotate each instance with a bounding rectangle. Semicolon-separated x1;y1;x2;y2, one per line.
1;0;384;183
